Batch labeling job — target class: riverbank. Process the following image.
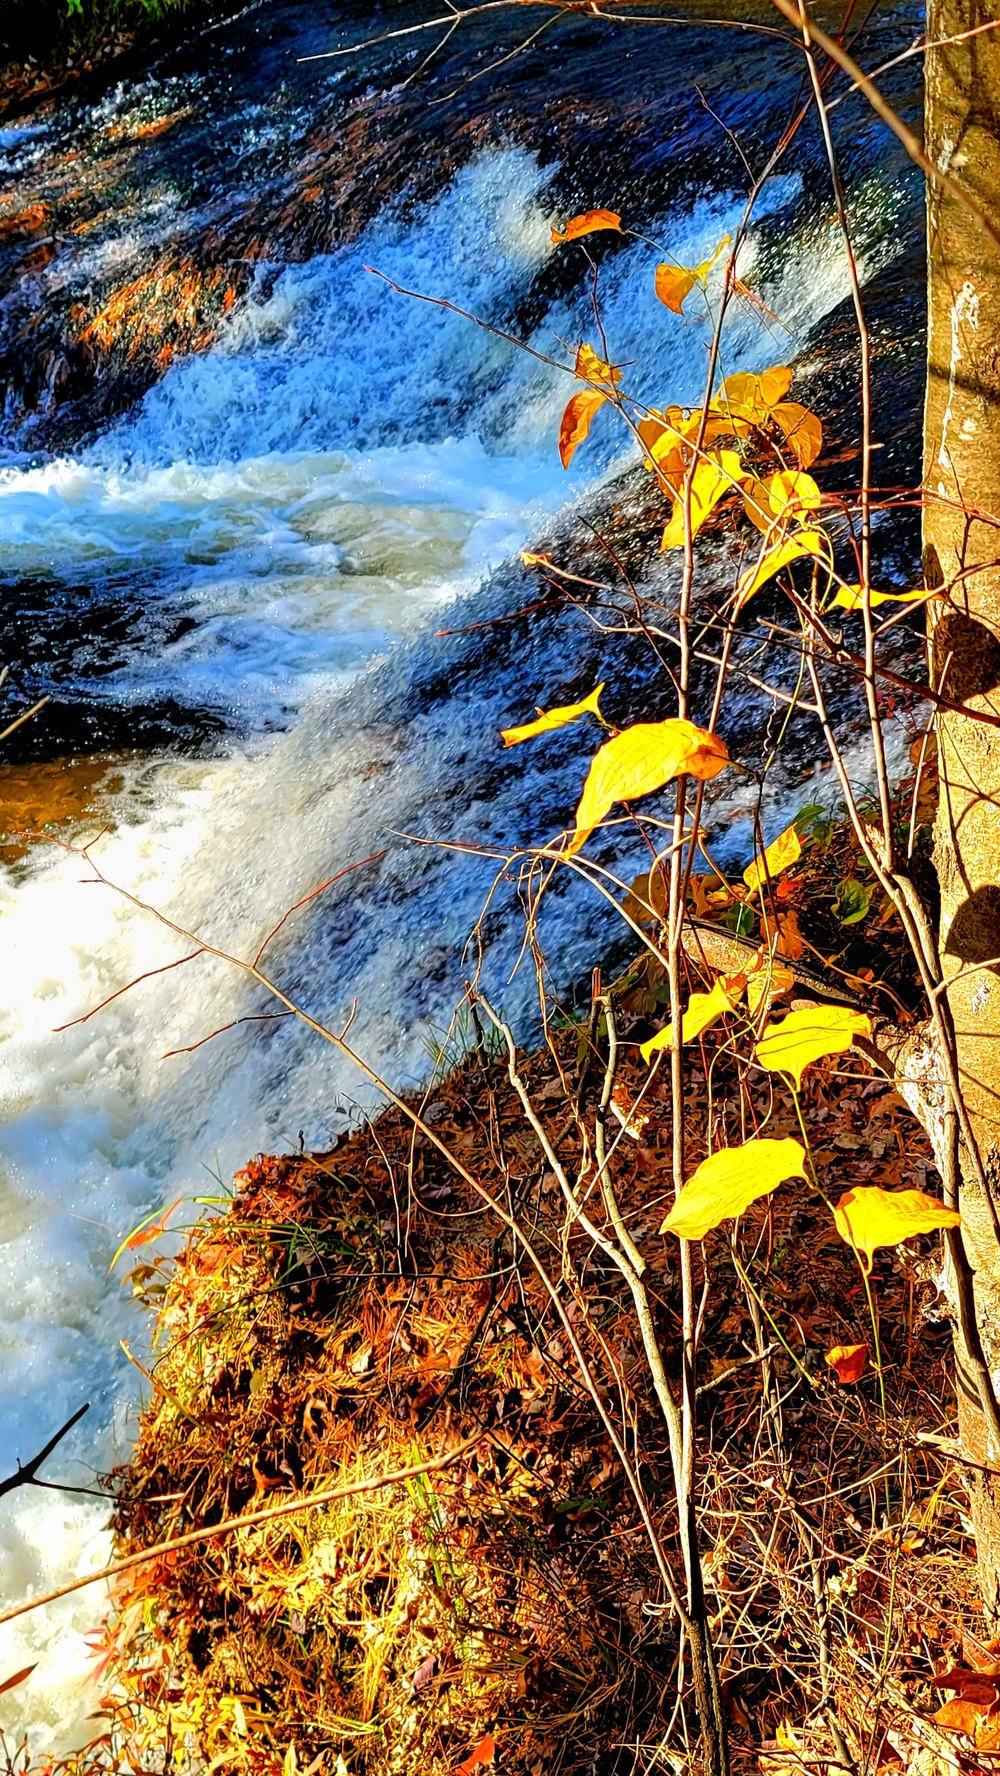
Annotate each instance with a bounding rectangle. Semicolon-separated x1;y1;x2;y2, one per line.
87;989;969;1776
0;0;231;123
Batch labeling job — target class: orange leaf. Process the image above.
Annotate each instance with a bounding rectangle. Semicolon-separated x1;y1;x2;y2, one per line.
456;1735;496;1775
655;236;729;314
569;719;729;853
772;401;823;467
0;1666;36;1699
833;1186;961;1275
551;209;621;243
825;1343;867;1384
110;1198;185;1272
559;390;607;468
932;1700;983;1735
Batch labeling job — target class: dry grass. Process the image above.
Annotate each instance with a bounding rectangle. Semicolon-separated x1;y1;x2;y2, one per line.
42;974;986;1776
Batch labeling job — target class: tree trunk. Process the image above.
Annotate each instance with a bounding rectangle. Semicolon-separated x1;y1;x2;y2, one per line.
924;0;1000;1617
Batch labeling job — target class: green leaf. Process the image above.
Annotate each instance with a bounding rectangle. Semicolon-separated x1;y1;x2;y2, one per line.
723;902;756;938
791;802;826;835
833;878;871;926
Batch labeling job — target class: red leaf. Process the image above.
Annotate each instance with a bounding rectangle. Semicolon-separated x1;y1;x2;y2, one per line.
0;1665;36;1698
825;1343;868;1384
456;1735;495;1775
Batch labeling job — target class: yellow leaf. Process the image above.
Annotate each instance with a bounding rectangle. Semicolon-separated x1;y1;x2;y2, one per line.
574;341;622;388
766;468;822;520
520;550;553;567
743;822;802;894
654;235;729;314
746;953;795;1016
661;449;745;549
825;1342;868;1384
569;718;729;854
640;973;745;1062
833;1185;961;1275
736;528;829;610
718;365;793;418
559;389;607;468
755;1004;872;1090
551;208;622;244
660;1136;807;1240
831;583;942;611
501;684;604;747
772;401;823;467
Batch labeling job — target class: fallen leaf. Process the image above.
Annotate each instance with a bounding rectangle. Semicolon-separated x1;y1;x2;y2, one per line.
456;1734;496;1775
736;529;829;611
833;1186;961;1274
640;974;745;1061
551;209;622;243
660;1136;807;1239
569;719;729;853
755;1004;872;1090
743;823;803;894
932;1700;983;1735
661;449;746;549
935;1669;1000;1704
559;389;607;469
825;1343;868;1383
502;684;604;746
775;908;804;960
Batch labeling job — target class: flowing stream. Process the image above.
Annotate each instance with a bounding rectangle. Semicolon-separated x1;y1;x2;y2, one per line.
0;0;924;1745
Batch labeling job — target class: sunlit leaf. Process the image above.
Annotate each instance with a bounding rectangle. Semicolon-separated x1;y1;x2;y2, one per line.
559;389;607;468
825;1342;868;1384
746;953;795;1016
933;1700;984;1736
551;209;622;243
661;449;745;549
833;1185;960;1275
660;1136;807;1240
832;877;871;926
654;235;729;314
574;341;622;388
569;718;730;854
743;822;802;894
718;365;793;418
110;1198;185;1272
755;1004;872;1090
775;908;804;959
736;528;829;610
502;684;604;747
640;973;745;1062
767;468;821;519
520;550;554;568
772;401;823;467
831;583;941;611
456;1735;497;1776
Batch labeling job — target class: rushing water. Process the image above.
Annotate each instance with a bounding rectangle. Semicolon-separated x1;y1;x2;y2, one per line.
0;0;924;1746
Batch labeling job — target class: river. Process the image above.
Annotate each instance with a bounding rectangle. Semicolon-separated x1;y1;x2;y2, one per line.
0;0;922;1747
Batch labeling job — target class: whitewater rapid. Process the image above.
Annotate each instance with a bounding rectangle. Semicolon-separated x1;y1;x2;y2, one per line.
0;132;902;1747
